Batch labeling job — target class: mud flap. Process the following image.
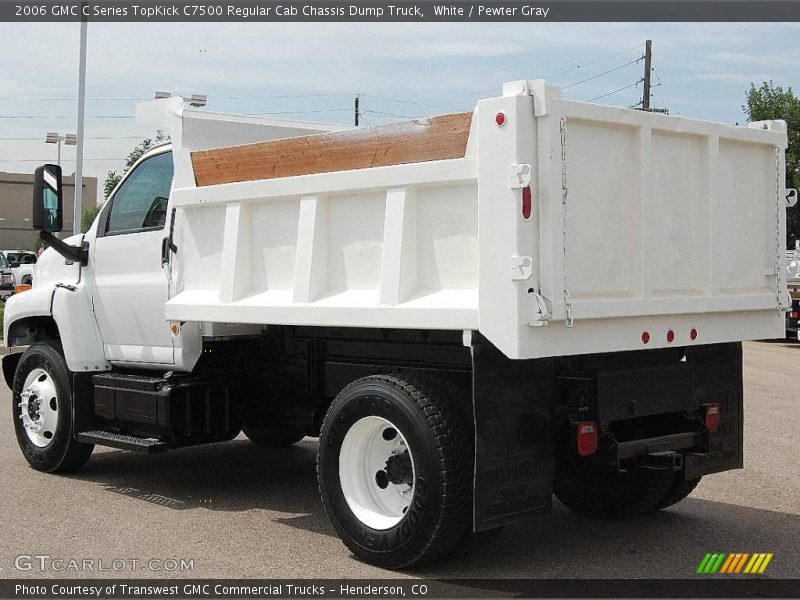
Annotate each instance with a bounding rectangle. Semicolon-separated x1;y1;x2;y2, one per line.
2;352;22;390
471;341;555;532
684;342;744;479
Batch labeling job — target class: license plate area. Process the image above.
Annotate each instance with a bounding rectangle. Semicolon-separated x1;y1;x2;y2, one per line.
596;364;693;422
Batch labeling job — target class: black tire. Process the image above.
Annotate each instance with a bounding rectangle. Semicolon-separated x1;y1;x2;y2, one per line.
242;425;305;448
655;475;701;510
318;374;472;569
554;463;676;520
12;341;94;473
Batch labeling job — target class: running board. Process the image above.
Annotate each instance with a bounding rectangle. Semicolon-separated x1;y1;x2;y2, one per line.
76;430;170;453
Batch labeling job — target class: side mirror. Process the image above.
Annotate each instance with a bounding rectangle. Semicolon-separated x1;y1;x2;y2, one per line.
33;164;63;232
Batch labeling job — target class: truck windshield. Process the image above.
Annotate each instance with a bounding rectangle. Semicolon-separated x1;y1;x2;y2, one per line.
6;253;36;264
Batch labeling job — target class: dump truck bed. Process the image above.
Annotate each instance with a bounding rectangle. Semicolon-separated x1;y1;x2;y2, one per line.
152;80;789;359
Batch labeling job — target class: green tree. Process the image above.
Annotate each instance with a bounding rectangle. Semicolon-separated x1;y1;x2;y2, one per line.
81;203;102;233
103;129;170;199
743;81;800;246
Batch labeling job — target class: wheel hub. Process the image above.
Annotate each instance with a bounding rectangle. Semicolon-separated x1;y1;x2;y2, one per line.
18;368;59;448
338;416;416;530
385;451;413;486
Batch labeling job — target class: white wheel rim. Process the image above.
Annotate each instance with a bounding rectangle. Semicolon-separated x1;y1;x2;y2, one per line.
339;416;416;530
19;368;59;448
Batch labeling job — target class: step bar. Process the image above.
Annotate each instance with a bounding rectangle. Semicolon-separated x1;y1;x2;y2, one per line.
76;430;170;453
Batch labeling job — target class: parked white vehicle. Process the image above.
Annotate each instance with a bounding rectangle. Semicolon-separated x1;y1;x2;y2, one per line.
2;80;795;568
0;250;36;285
1;250;37;287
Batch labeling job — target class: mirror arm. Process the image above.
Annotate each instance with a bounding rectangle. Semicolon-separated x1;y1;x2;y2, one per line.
40;231;89;266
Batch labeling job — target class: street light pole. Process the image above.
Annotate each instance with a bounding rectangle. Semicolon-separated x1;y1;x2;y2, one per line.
45;132;76;168
73;4;88;235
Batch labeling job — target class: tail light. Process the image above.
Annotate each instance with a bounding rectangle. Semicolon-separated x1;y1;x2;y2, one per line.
577;421;599;456
14;284;31;294
791;311;798;318
704;403;720;434
522;186;532;220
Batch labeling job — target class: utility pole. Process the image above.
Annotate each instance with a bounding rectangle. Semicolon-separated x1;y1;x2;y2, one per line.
641;39;652;112
354;95;360;126
73;2;88;235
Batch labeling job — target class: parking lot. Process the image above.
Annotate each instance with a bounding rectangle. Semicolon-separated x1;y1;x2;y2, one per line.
0;341;797;581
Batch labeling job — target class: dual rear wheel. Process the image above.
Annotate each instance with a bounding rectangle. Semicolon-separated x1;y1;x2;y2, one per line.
317;374;474;569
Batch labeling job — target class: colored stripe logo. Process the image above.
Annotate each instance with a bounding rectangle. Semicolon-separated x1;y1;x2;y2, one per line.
697;553;773;574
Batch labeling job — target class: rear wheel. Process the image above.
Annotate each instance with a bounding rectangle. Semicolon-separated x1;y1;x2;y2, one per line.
242;425;305;448
655;475;701;510
554;463;675;520
318;374;472;569
12;342;94;473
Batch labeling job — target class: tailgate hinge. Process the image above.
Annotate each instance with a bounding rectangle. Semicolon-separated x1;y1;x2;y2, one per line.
527;291;552;326
509;163;532;188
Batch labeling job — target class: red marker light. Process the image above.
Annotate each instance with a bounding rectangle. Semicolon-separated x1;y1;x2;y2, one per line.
577;421;599;456
666;329;675;343
705;403;720;434
690;328;698;341
641;331;650;344
495;112;506;126
522;186;532;219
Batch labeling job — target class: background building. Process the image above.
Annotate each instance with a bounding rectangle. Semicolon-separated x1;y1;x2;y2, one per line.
0;171;97;250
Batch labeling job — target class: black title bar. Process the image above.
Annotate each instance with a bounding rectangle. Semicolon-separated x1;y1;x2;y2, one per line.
2;579;800;598
5;0;800;22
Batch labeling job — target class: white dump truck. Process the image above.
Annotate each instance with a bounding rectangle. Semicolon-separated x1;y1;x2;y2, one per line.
3;80;795;568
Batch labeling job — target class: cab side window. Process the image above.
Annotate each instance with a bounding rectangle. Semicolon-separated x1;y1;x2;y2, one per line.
106;151;173;234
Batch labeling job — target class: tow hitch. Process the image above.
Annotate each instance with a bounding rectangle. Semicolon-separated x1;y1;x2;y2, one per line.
641;451;684;471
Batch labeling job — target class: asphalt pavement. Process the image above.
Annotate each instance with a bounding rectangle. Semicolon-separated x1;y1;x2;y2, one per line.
0;341;797;581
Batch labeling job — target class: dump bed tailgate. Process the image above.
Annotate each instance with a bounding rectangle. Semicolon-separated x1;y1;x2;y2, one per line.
477;81;789;358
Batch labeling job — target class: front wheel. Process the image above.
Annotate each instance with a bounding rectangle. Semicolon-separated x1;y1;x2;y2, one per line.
318;375;472;569
12;342;94;473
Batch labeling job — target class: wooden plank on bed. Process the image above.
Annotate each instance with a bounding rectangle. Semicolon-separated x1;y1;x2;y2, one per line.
191;112;473;187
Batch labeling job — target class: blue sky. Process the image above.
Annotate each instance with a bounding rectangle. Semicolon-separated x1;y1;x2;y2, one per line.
1;21;798;201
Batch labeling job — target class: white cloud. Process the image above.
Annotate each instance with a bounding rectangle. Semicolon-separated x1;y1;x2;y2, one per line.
708;51;796;67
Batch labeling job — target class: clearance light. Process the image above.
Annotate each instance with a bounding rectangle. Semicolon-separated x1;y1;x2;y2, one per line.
641;331;650;344
690;328;698;341
577;421;599;456
522;186;532;219
667;329;675;343
495;112;506;126
705;403;720;434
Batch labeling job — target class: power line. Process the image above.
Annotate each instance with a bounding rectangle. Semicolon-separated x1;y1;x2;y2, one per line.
415;42;645;103
417;88;497;102
0;135;147;141
0;157;125;162
359;93;450;111
0;92;359;102
0;115;136;119
243;108;352;116
561;57;644;90
544;42;644;80
587;79;643;103
362;108;420;120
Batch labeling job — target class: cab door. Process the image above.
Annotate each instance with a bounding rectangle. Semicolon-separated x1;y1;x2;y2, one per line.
91;148;175;365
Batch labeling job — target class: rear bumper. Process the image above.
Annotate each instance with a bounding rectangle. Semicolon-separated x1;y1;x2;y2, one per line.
616;431;704;462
